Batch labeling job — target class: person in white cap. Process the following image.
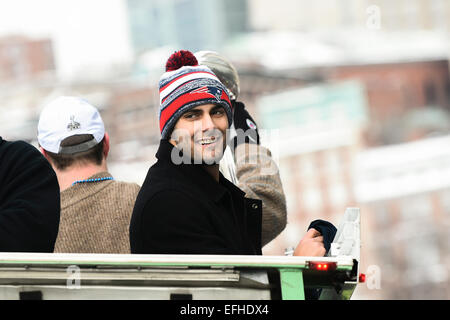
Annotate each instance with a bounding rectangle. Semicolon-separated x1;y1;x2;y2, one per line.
38;96;140;253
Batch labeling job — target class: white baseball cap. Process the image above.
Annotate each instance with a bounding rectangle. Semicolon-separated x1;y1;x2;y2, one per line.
38;96;105;154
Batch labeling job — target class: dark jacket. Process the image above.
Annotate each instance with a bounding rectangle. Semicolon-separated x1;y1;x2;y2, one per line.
0;137;60;252
130;140;262;255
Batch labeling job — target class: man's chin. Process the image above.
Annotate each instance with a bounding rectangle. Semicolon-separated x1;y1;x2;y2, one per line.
191;149;224;165
191;141;224;164
204;155;223;165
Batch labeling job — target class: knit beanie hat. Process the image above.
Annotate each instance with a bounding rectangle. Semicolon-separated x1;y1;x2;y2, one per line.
158;50;233;139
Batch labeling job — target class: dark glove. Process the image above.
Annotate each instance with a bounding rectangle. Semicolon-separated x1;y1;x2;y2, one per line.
230;101;260;151
305;219;337;300
307;219;337;254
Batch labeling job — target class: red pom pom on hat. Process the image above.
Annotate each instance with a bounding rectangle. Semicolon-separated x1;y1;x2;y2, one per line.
165;50;199;72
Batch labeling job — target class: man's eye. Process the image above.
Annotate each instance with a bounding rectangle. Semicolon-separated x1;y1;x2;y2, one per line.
184;113;198;119
212;109;225;116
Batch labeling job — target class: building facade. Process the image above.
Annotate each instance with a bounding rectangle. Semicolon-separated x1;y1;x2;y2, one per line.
248;0;450;33
0;35;55;82
126;0;248;55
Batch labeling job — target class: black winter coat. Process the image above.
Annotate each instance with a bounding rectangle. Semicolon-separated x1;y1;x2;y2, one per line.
130;140;262;255
0;137;60;252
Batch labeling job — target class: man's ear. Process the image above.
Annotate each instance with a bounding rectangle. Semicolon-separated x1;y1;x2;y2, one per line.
40;147;55;167
40;147;49;159
103;132;110;159
169;128;181;147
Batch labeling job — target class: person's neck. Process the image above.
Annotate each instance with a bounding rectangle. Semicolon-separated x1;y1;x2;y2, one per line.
56;162;108;192
168;140;221;182
203;164;220;182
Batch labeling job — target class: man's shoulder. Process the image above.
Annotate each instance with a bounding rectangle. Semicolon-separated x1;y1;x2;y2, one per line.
140;161;186;193
111;180;141;190
111;180;141;200
133;162;212;212
1;139;40;157
0;139;53;174
61;179;140;210
102;178;141;198
138;179;196;203
90;172;140;192
134;180;202;214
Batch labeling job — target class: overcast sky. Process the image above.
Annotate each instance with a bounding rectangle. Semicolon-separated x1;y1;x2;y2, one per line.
0;0;133;79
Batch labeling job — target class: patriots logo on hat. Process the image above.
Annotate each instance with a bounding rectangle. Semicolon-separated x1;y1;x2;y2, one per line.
67;115;81;131
190;86;222;102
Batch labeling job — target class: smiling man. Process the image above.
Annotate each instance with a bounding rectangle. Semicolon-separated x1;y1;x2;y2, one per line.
130;50;327;258
129;50;263;254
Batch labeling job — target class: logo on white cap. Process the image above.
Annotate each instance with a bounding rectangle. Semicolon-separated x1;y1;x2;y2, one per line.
38;96;105;154
67;116;81;131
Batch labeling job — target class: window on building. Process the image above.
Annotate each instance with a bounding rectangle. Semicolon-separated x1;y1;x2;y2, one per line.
399;194;432;221
424;79;438;107
402;232;446;289
371;202;391;228
375;237;395;266
403;233;440;267
298;154;317;179
402;84;415;108
430;0;448;31
302;186;323;213
439;188;450;214
42;41;54;70
325;150;341;175
328;182;348;208
401;0;420;30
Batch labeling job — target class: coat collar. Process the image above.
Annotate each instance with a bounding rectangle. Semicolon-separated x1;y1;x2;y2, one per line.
156;139;245;203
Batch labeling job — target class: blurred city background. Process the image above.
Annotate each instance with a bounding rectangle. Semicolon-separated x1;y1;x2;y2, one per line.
0;0;449;299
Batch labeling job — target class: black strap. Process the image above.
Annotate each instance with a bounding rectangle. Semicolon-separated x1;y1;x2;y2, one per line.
58;138;98;154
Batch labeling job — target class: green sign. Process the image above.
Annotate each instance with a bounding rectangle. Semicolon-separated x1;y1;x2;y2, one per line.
258;81;369;130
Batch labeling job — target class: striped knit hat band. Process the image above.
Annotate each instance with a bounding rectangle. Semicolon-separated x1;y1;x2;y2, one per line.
158;50;233;139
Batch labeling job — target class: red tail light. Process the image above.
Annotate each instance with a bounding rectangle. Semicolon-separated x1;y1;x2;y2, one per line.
308;261;337;271
359;273;366;283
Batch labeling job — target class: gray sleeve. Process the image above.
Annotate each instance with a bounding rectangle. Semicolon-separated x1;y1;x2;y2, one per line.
234;143;287;247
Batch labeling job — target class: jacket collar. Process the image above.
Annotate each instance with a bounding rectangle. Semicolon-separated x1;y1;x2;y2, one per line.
156;139;245;203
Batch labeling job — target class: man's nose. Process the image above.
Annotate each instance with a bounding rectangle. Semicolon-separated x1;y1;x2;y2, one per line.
201;114;215;132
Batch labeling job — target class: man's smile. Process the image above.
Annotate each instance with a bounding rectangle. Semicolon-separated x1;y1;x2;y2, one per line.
195;135;221;147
